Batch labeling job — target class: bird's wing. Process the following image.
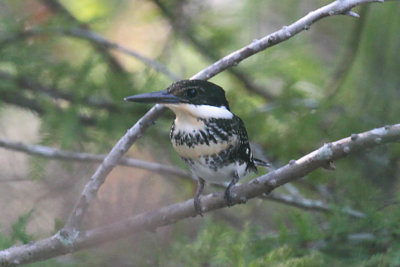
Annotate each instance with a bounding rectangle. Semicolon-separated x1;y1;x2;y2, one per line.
233;115;257;174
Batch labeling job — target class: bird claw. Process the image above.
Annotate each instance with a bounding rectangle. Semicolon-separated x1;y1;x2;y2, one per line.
224;175;238;207
193;178;205;216
224;186;235;207
194;197;203;216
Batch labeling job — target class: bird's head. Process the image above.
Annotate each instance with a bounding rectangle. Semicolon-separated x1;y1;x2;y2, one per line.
125;80;232;119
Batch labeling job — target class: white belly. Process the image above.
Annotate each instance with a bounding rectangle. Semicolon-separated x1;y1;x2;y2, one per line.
188;158;248;184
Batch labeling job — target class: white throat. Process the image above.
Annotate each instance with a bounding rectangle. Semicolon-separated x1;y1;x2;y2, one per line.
164;103;233;131
164;103;233;119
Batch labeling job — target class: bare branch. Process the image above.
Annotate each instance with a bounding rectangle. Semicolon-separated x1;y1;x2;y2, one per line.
0;177;32;183
1;123;398;265
0;138;190;179
263;192;366;218
192;0;382;80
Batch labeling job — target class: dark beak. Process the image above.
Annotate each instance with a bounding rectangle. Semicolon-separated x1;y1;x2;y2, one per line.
124;89;184;104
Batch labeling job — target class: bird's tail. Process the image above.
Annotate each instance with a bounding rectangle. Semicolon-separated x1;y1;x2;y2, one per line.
253;158;272;168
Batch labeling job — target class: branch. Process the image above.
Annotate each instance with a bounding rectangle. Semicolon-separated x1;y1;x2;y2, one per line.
64;28;181;81
0;70;119;112
62;0;384;238
62;104;166;232
1;123;398;265
151;0;276;101
0;28;181;82
0;138;189;179
0;88;97;126
1;90;45;115
40;0;126;74
192;0;383;80
263;192;365;218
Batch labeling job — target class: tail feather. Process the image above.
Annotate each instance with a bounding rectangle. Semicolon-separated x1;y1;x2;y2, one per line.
253;158;272;168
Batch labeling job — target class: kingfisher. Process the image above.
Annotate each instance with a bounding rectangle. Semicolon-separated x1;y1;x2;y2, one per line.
125;80;268;215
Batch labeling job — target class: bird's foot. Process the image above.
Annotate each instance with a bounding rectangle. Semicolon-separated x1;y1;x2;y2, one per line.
193;178;205;216
224;175;239;207
194;196;203;216
224;185;235;207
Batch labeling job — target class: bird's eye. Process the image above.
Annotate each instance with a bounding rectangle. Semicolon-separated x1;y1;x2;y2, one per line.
185;88;198;98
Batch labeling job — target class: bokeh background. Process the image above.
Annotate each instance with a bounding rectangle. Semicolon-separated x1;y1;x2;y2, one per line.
0;0;400;266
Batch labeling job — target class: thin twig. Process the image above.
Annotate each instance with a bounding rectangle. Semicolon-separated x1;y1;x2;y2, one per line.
64;28;181;81
0;28;181;82
263;192;365;218
0;178;32;183
0;70;118;112
40;0;126;74
0;89;97;126
0;138;190;179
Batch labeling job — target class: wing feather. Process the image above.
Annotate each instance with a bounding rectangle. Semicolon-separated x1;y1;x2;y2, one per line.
232;115;257;173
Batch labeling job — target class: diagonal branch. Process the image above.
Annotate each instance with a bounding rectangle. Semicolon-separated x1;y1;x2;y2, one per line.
40;0;126;74
62;0;384;235
62;104;166;232
191;0;383;80
151;0;275;101
0;123;398;265
64;28;181;81
0;28;181;82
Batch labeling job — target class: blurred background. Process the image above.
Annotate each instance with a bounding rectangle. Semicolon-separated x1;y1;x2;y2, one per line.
0;0;399;266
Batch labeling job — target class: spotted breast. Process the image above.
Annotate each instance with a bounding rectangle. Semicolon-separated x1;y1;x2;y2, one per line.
170;116;256;184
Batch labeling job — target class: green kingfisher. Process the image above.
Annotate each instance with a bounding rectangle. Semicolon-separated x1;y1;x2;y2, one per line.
125;80;267;215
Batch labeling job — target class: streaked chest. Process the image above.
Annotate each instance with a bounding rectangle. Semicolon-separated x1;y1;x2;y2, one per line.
170;119;237;159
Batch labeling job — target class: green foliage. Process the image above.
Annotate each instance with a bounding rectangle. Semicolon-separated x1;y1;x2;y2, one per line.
11;210;34;244
161;219;324;266
0;232;12;250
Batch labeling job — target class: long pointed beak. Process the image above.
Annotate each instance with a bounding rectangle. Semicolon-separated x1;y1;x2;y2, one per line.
124;89;184;104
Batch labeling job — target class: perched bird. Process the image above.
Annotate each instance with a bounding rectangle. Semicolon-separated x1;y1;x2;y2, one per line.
125;80;267;215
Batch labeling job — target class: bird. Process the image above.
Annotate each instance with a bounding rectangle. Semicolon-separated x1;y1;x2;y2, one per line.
125;79;268;215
